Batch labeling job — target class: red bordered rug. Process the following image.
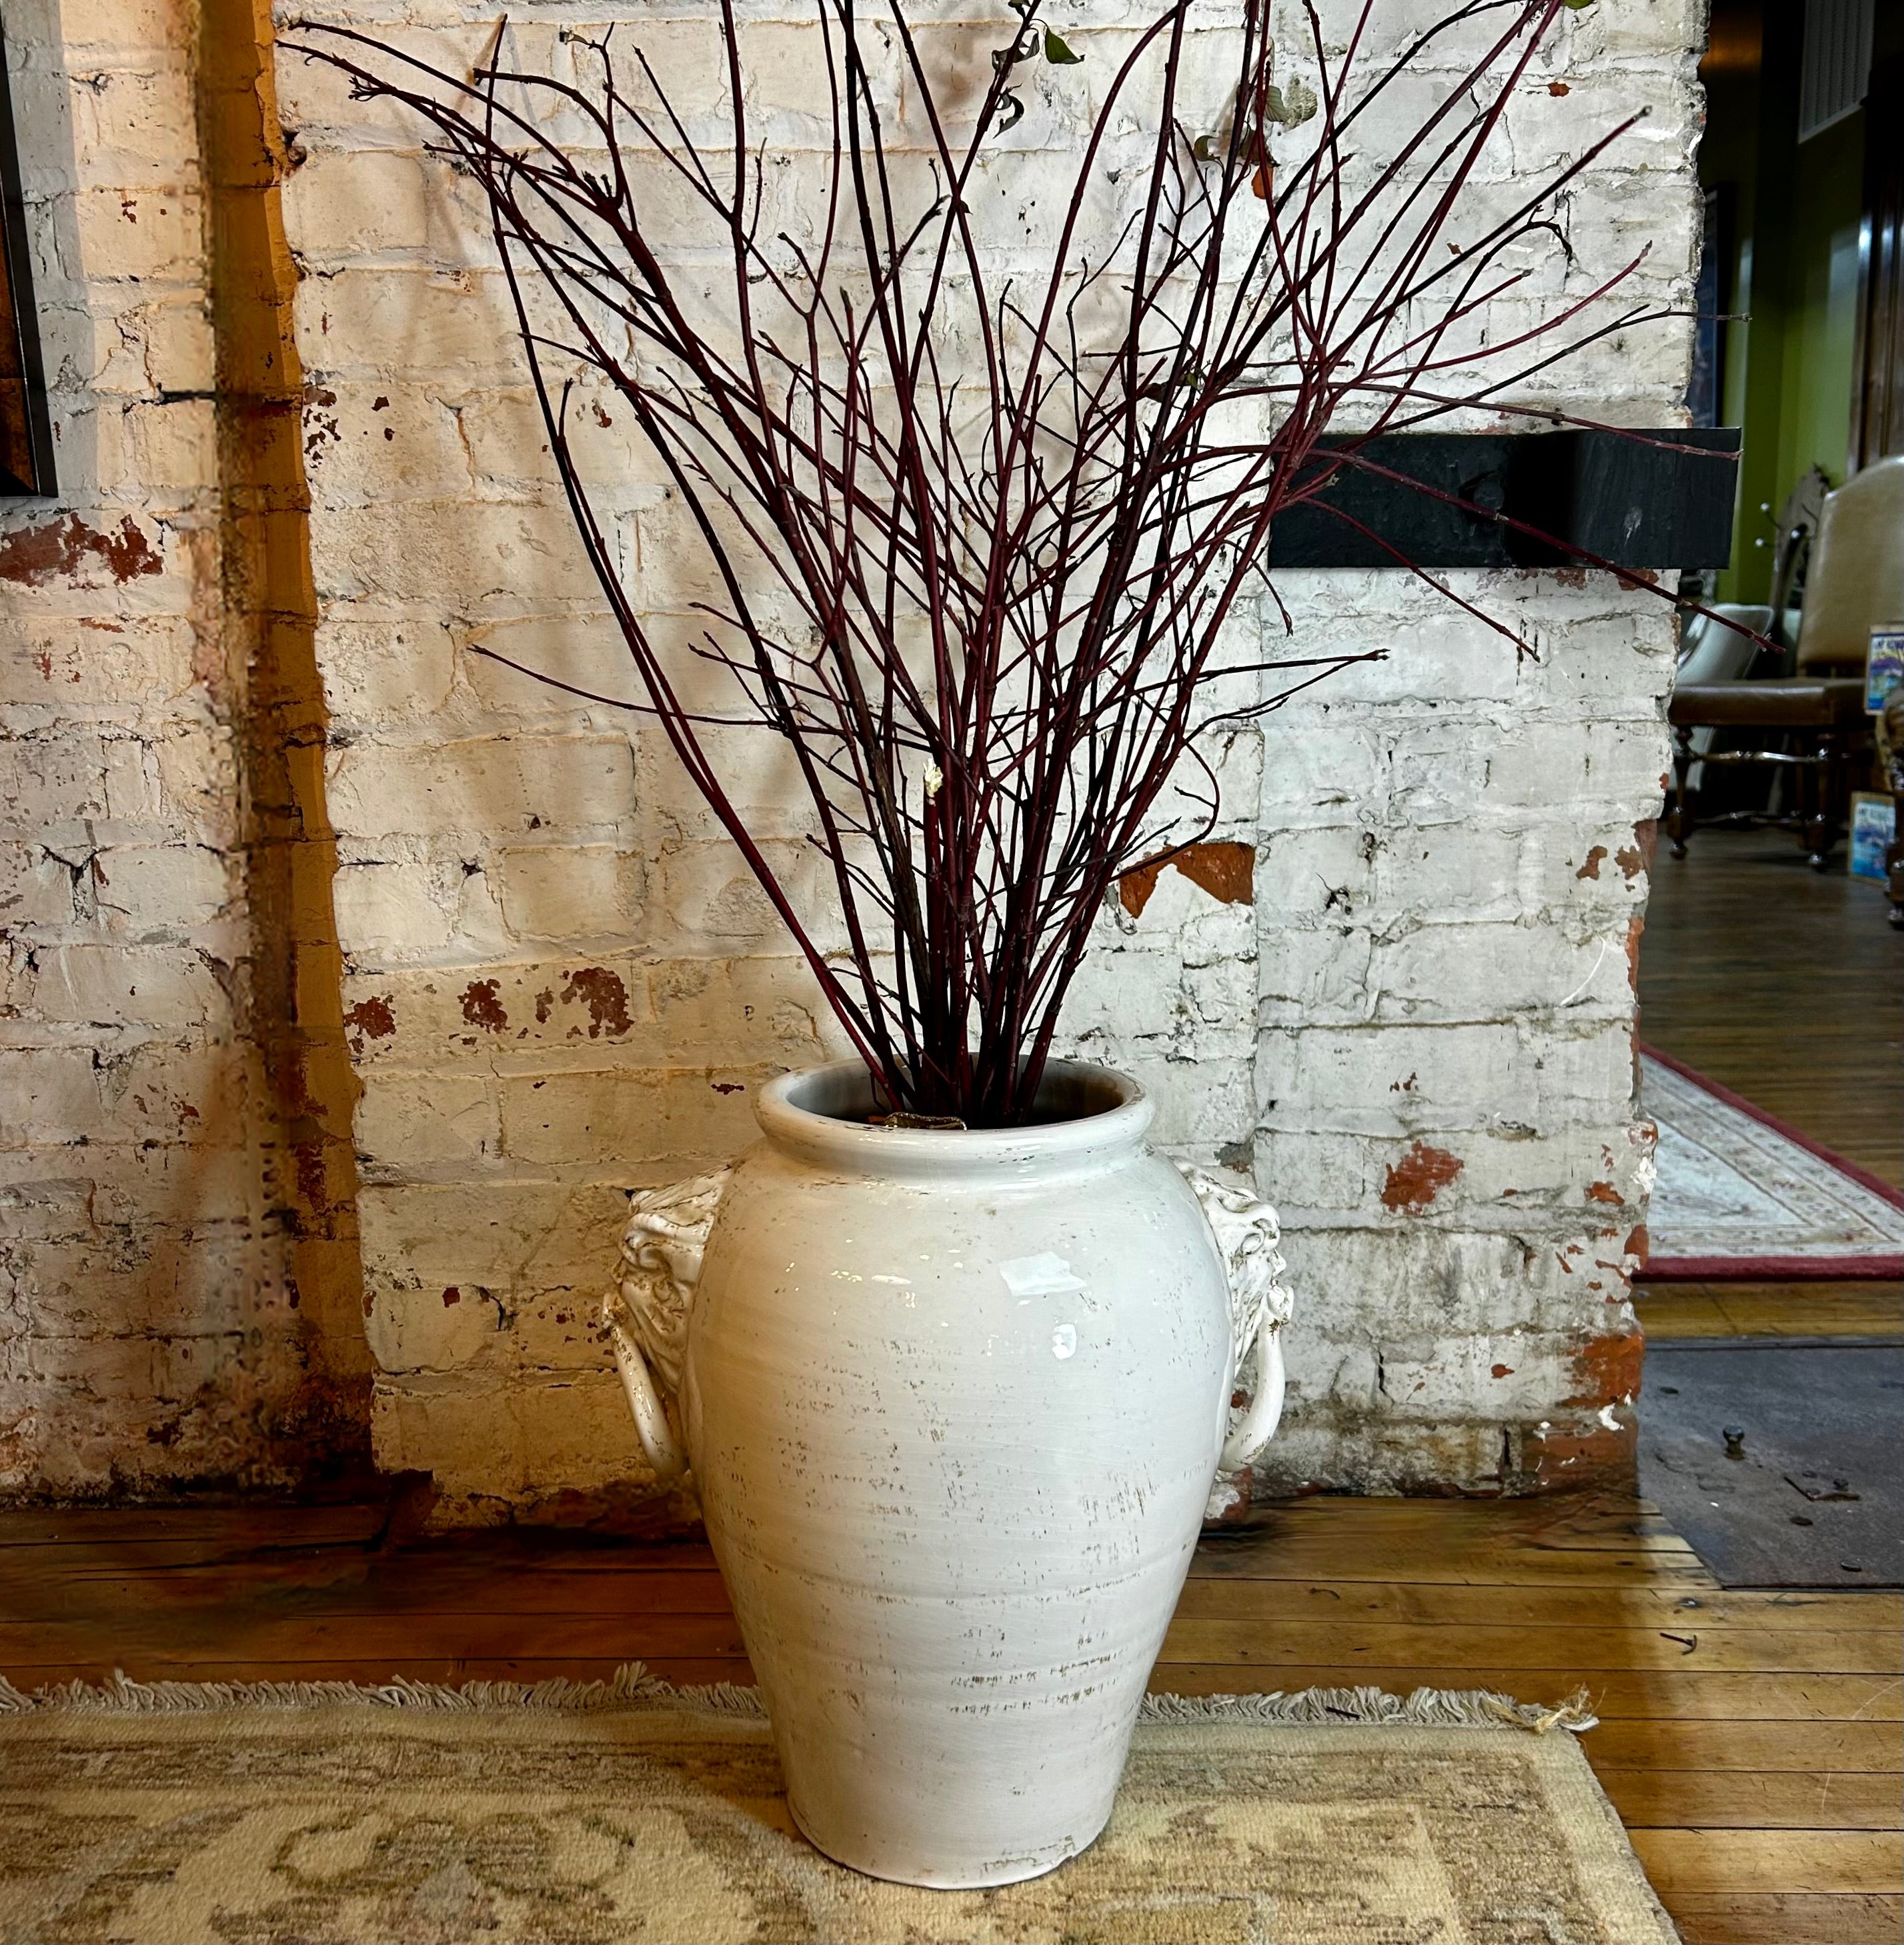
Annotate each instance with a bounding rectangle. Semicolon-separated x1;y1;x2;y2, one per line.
1639;1044;1904;1282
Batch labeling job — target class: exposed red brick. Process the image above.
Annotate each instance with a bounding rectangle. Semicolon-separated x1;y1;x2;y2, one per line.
561;966;633;1038
1525;1412;1637;1493
0;513;162;585
1118;841;1254;918
1380;1140;1464;1213
1625;1222;1649;1262
1567;1328;1645;1408
442;1286;461;1307
460;979;508;1032
1585;1180;1621;1206
1491;1363;1515;1379
1207;1466;1256;1523
1575;845;1607;879
342;995;395;1040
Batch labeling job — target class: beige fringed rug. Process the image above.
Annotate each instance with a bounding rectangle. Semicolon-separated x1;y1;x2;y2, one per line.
0;1668;1676;1945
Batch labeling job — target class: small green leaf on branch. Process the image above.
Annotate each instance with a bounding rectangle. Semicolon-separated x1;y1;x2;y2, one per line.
1043;27;1082;63
996;89;1026;131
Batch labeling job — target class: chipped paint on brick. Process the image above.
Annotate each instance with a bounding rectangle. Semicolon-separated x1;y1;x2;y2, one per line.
343;995;396;1040
460;980;508;1032
1118;841;1254;918
1380;1141;1465;1214
1567;1329;1647;1408
561;965;633;1039
0;513;161;587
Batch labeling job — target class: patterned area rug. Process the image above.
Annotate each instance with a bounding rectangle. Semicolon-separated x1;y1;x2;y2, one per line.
1642;1046;1904;1280
0;1670;1675;1945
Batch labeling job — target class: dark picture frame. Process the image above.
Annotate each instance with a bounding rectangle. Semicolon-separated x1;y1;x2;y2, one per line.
0;19;55;497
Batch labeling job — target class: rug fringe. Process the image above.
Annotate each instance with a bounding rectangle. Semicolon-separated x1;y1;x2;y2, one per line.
0;1665;1593;1734
1137;1684;1597;1734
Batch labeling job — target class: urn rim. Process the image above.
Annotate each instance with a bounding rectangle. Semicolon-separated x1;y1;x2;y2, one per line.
754;1058;1154;1182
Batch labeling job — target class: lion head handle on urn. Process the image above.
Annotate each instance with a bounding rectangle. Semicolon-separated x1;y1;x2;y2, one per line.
603;1159;1292;1512
602;1167;733;1481
1173;1161;1295;1520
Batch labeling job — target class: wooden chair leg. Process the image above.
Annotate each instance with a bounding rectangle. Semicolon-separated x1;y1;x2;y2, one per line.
1666;723;1697;858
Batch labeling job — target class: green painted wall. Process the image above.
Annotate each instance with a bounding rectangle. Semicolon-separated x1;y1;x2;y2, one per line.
1705;4;1868;605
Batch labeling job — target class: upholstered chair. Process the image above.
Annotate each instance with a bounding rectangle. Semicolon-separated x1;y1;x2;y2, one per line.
1666;455;1904;867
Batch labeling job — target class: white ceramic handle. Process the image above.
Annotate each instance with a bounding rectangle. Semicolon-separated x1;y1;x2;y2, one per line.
606;1305;688;1480
602;1167;732;1484
1219;1326;1286;1472
1174;1158;1294;1517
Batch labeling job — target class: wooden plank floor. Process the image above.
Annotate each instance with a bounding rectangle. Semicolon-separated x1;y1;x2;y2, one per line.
1;1493;1899;1944
1630;824;1904;1937
1638;827;1903;1188
1634;1280;1903;1341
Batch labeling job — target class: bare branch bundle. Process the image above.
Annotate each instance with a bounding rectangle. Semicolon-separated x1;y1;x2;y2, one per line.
291;0;1687;1125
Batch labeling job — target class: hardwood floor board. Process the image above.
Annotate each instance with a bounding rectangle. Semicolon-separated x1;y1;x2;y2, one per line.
1188;1549;1715;1587
1584;1720;1903;1773
1627;1828;1904;1896
1634;1288;1738;1337
0;1565;738;1622
1202;1495;1683;1546
0;1506;385;1548
0;1536;383;1578
1666;1892;1904;1944
0;1612;753;1664
1703;1287;1903;1338
1168;1581;1896;1632
1595;1768;1903;1830
0;1530;721;1577
1190;1508;1715;1589
1639;829;1904;1186
1634;1284;1904;1340
1;1656;758;1690
1157;1618;1901;1674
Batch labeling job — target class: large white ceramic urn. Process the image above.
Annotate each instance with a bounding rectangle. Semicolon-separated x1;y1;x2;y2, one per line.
605;1058;1290;1888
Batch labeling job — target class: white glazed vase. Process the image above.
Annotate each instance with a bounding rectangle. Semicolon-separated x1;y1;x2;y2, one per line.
605;1059;1290;1888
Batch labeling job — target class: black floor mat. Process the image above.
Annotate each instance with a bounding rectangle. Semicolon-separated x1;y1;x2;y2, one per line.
1637;1340;1904;1588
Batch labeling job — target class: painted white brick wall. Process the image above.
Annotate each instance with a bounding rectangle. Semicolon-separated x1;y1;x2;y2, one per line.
1250;566;1668;1492
0;0;323;1494
275;0;1697;1515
